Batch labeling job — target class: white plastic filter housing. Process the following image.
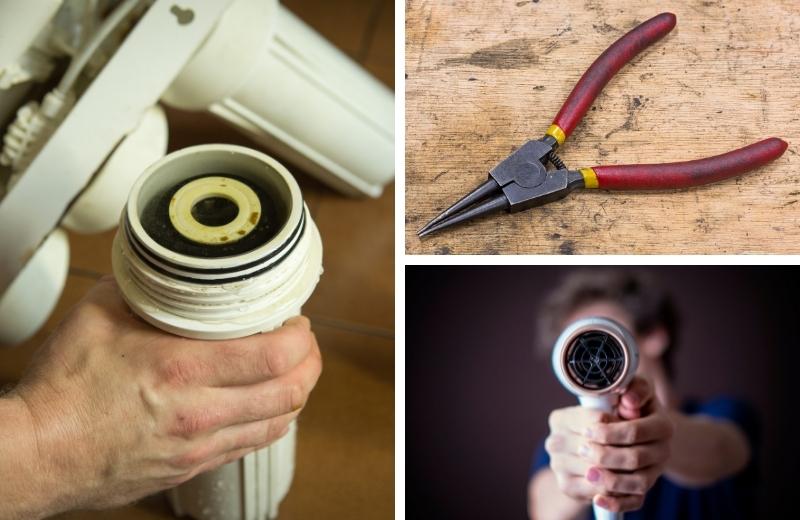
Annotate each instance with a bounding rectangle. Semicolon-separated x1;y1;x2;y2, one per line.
168;421;298;520
112;144;323;520
551;317;639;520
0;228;68;346
62;104;169;233
162;0;394;198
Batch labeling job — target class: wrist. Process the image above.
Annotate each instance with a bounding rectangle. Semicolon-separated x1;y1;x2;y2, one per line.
0;393;53;519
10;381;92;519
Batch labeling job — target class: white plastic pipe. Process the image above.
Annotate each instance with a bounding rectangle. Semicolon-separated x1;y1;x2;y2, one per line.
0;0;61;73
0;228;68;346
162;0;394;197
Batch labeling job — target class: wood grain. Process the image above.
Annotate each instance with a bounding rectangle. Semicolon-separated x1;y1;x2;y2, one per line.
406;0;800;254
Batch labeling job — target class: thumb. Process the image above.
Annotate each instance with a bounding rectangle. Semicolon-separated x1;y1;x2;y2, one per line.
617;376;653;419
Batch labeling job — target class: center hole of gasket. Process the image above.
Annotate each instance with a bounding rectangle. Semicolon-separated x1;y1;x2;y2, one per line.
191;196;239;227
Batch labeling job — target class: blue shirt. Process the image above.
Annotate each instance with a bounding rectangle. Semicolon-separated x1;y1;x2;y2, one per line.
530;397;759;520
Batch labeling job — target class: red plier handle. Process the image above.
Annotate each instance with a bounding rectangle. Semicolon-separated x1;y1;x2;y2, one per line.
582;138;787;190
545;12;787;191
545;12;677;145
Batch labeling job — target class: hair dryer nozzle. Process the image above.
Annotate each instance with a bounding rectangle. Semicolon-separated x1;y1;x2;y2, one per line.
552;317;639;401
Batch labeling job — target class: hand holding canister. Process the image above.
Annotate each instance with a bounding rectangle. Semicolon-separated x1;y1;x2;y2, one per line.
549;318;673;518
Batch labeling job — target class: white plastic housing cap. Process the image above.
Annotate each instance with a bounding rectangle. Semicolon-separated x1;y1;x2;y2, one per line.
0;228;69;346
62;105;168;233
551;317;639;400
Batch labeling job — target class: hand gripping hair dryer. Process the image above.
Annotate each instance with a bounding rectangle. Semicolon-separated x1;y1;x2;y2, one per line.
551;317;639;520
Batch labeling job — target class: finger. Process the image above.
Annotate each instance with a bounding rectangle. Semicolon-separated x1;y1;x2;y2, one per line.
193;317;313;386
194;446;255;477
589;412;673;446
75;276;152;328
549;406;614;436
619;376;653;412
594;493;645;513
165;411;296;474
204;412;298;465
617;404;641;420
586;464;662;495
549;454;592;478
187;423;295;480
86;275;122;306
581;441;671;471
544;431;592;457
214;413;298;455
283;316;310;327
556;475;597;501
167;342;320;437
202;345;322;429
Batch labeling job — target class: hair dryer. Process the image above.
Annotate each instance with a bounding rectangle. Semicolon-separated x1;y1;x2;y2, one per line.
551;317;639;520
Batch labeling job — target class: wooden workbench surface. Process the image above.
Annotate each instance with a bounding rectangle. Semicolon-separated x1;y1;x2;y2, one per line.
406;0;799;254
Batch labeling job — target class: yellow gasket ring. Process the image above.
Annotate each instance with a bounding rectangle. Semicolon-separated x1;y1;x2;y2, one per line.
168;176;261;245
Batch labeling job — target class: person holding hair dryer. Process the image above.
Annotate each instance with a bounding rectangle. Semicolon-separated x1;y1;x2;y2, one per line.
528;270;756;520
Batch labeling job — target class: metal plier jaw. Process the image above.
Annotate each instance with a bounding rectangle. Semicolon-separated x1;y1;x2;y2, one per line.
490;138;583;213
418;12;788;237
417;136;584;236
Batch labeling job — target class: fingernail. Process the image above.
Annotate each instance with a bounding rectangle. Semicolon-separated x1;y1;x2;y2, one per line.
578;444;591;458
596;497;609;508
587;467;601;483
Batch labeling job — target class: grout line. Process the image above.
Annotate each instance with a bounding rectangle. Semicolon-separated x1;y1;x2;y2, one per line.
308;314;394;340
68;267;104;280
356;0;385;63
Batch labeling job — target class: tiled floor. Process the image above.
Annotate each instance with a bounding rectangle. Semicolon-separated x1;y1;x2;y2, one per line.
0;0;394;518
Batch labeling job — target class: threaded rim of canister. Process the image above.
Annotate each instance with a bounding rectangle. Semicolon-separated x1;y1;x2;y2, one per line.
112;145;323;339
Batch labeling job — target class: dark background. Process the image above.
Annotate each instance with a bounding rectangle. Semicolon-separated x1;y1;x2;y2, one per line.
406;266;798;519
